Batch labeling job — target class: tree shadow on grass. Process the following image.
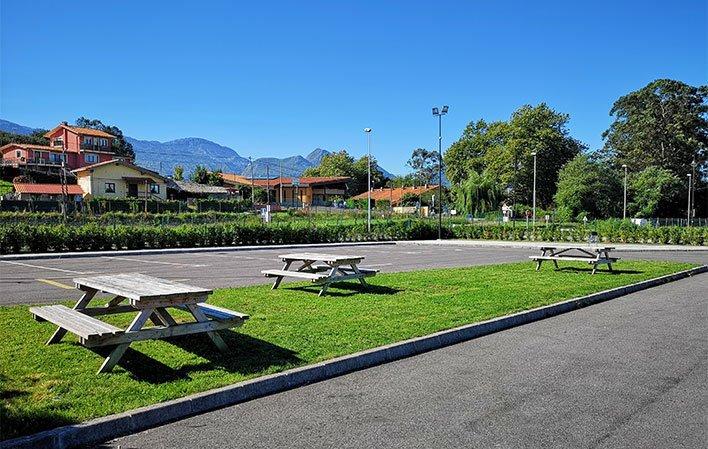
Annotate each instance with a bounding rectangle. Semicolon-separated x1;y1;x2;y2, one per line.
93;332;302;384
287;282;403;297
555;267;644;275
0;373;78;442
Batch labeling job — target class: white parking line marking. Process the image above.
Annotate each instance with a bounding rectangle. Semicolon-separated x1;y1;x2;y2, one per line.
100;256;209;267
36;278;74;289
0;260;91;275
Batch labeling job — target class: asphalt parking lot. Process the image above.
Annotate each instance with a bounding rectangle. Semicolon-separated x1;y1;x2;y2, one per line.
1;242;706;305
104;271;707;449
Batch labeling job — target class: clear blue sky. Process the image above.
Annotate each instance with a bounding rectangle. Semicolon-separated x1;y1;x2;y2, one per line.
1;0;706;174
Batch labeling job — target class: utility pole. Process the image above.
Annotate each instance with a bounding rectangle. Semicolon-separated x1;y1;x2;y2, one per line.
687;173;692;226
622;164;628;219
279;159;283;206
266;164;270;205
249;156;254;205
531;151;537;228
690;159;696;224
364;128;372;232
59;141;68;221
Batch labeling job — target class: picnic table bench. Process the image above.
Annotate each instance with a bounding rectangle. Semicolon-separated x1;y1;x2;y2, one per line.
530;246;619;274
30;273;249;373
262;252;378;296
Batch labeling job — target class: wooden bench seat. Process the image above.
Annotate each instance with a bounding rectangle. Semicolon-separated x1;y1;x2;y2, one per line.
310;264;379;275
261;269;329;282
30;305;123;342
186;303;250;322
530;256;619;263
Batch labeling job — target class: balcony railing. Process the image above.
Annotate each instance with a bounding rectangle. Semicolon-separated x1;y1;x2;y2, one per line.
80;143;110;151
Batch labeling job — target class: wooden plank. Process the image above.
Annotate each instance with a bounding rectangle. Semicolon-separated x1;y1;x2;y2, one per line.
128;294;208;309
81;305;138;316
530;256;618;262
193;303;250;321
73;273;212;302
278;253;364;263
31;305;122;339
261;269;328;281
84;317;246;347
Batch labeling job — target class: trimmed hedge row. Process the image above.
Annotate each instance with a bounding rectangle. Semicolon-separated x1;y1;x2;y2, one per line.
0;220;440;254
0;211;254;226
0;221;704;254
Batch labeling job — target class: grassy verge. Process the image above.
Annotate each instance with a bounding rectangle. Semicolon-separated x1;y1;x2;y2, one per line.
0;260;695;440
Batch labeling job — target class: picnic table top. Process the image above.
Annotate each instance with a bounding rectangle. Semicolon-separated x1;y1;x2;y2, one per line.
279;252;365;263
539;245;615;251
73;273;213;302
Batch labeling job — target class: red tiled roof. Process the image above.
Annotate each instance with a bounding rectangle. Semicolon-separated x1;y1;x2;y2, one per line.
220;173;350;187
71;160;165;181
13;183;84;195
44;124;116;139
0;143;56;154
351;185;440;205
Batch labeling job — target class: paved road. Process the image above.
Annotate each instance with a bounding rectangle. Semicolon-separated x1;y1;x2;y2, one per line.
0;242;705;305
103;273;707;449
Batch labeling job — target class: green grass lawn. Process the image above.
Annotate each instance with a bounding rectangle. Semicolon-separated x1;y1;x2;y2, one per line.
0;260;695;440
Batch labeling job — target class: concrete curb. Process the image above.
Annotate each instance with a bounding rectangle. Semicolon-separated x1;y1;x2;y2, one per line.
0;241;395;261
3;265;706;449
404;239;708;252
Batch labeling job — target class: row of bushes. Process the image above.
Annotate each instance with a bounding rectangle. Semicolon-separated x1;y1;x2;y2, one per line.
450;223;707;245
0;221;441;254
0;221;704;254
0;211;256;226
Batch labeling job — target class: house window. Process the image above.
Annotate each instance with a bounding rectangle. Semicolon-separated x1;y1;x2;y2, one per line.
50;153;65;163
99;138;108;146
83;136;92;145
15;150;21;158
105;182;116;193
149;183;160;194
53;139;63;147
85;153;98;163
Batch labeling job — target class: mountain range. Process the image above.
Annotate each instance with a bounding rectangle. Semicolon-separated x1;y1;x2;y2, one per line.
0;118;393;179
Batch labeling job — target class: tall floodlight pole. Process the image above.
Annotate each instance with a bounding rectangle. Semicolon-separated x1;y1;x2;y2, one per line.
531;151;537;228
364;128;372;232
687;173;692;226
622;164;628;219
432;105;449;240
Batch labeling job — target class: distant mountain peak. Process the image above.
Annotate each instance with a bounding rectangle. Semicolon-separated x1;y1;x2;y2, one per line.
305;148;330;164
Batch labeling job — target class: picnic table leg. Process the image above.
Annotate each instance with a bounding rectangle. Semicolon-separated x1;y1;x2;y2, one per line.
47;288;97;345
185;304;229;353
98;308;153;374
318;265;339;297
591;263;598;275
151;307;177;327
349;263;367;286
272;260;293;289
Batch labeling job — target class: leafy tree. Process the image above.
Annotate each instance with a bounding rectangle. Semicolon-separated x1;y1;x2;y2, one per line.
207;169;223;186
190;165;209;184
407;148;440;185
444;104;583;208
443;119;507;185
173;165;184;181
554;154;622;220
628;166;683;218
601;79;707;178
452;171;505;216
75;117;135;159
0;129;49;147
303;149;384;195
387;173;419;188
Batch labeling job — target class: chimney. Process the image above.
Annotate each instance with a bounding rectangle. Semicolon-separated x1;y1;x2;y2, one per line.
61;121;68;125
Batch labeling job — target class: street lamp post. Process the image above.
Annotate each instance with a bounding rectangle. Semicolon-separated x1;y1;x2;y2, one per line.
687;173;692;226
364;128;372;233
432;105;449;240
622;164;628;219
690;159;696;223
531;151;537;228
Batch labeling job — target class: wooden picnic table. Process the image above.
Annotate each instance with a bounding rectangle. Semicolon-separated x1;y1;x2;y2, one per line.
530;246;619;274
262;252;378;296
30;273;249;373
